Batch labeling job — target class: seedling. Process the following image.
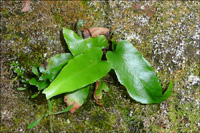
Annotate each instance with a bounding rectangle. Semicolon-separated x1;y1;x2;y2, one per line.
10;61;24;80
10;61;27;90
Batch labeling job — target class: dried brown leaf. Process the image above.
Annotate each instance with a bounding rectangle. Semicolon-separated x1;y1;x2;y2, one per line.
83;27;110;39
64;96;81;113
88;27;110;37
94;80;103;106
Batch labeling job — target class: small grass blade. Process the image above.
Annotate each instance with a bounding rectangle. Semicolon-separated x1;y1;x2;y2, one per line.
51;104;73;115
27;115;45;129
17;87;26;91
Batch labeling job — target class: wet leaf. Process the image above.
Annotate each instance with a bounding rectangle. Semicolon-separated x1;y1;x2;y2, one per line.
43;47;111;99
64;86;89;113
32;67;39;77
106;41;172;104
94;80;109;106
27;115;45;129
17;87;26;91
45;53;72;81
63;28;108;56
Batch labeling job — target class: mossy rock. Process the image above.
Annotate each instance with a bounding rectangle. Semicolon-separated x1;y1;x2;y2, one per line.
1;1;199;132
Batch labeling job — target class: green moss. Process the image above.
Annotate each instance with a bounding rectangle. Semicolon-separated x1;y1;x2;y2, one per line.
2;1;199;132
52;11;65;26
88;109;115;130
168;102;200;132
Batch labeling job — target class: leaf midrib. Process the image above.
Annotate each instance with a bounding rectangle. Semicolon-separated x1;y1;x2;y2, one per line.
50;59;108;94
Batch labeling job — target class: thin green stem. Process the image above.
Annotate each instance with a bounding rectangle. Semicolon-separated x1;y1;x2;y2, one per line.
49;114;53;132
48;100;53;132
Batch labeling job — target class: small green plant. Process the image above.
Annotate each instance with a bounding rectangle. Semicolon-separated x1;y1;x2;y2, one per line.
10;61;24;80
13;53;72;98
43;28;173;104
13;27;173;129
10;61;28;90
11;55;73;129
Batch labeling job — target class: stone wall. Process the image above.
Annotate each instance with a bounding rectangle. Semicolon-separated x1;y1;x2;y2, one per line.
1;1;199;132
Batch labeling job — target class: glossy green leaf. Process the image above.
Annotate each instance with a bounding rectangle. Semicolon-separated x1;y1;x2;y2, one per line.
43;47;111;99
50;104;73;115
29;78;40;86
63;28;108;56
85;35;108;49
63;28;86;56
17;87;26;91
32;67;39;77
45;53;72;81
39;66;45;73
106;41;172;104
27;115;45;129
38;81;49;91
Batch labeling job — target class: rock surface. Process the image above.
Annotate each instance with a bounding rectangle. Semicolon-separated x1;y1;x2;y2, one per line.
1;1;199;132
